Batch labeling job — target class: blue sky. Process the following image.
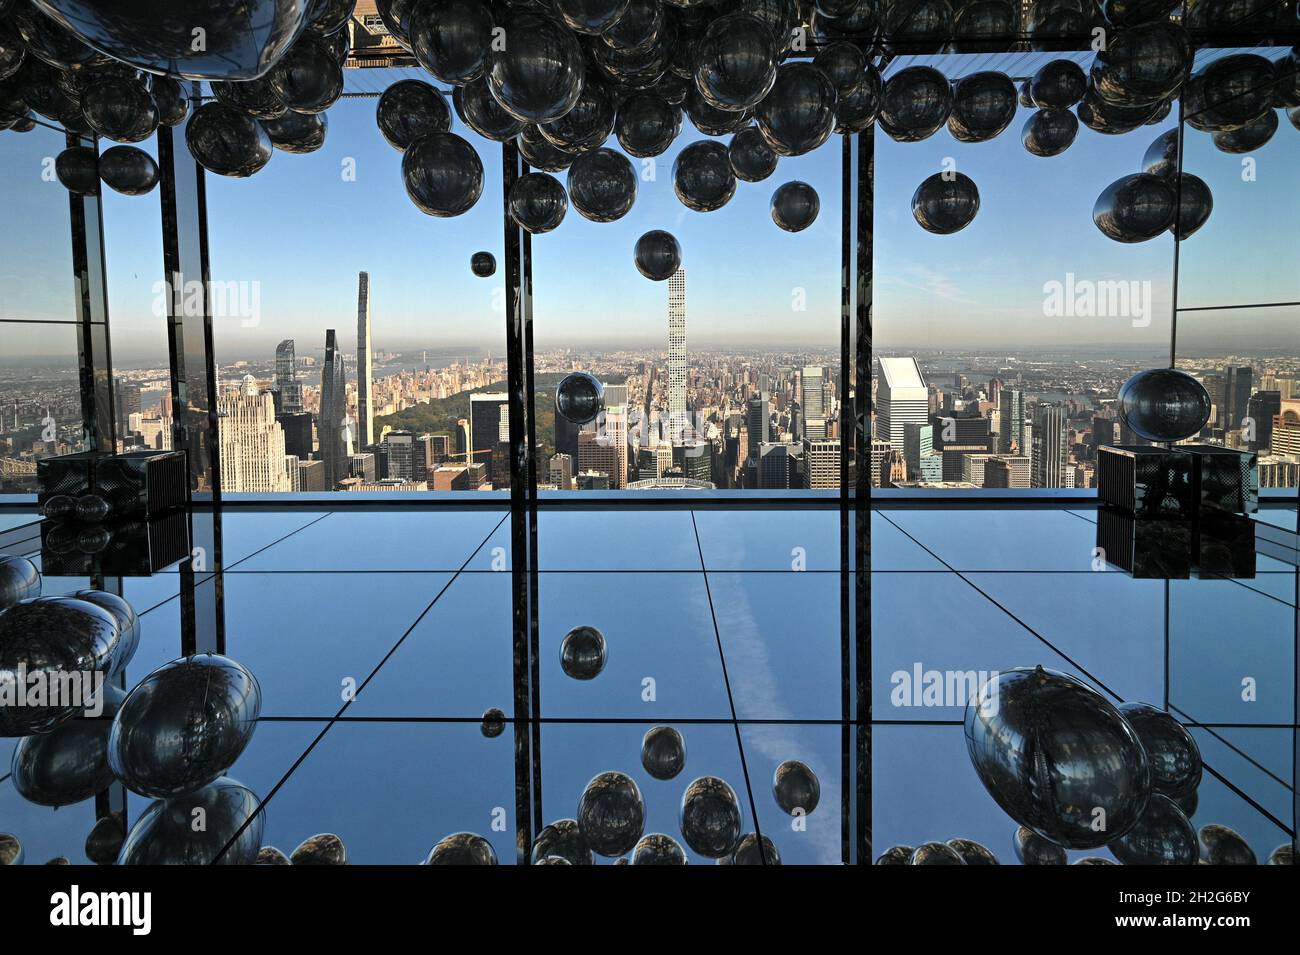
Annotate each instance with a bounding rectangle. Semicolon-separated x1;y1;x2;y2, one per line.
2;55;1297;365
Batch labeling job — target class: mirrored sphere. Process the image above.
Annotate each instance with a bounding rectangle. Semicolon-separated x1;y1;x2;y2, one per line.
567;147;637;222
86;812;126;864
306;0;353;35
76;492;111;522
1077;88;1162;135
559;624;607;679
729;126;778;182
640;724;686;780
730;832;780;865
679;775;743;858
376;80;449;151
885;0;954;48
268;36;343;113
1100;0;1179;25
1198;824;1256;865
257;846;292;865
508;171;569;234
911;841;967;865
486;12;585;124
480;706;506;737
41;494;78;521
1014;825;1066;865
186;102;274;178
539;78;616;152
79;77;158;143
1118;368;1212;442
953;0;1018;52
673;139;736;212
0;554;41;612
633;832;688;864
11;684;124;807
27;0;307;80
1109;793;1197;865
1018;78;1034;109
532;819;594;864
108;653;261;798
0;833;21;866
578;771;645;857
424;832;498;864
756;62;838;156
470;251;496;278
1141;128;1179;179
834;63;883;133
517;125;575;172
292;832;347;864
634;230;681;281
212;74;287;120
1118;702;1202;797
1212;109;1277;154
117;777;263;865
772;758;820;813
770;181;820;233
1031;58;1087;109
911;172;980;235
605;0;664;50
455;76;526;142
71;590;139;675
616;92;680;158
948;838;999;865
1174;786;1198;819
555;370;604;423
401;131;484;217
261;108;328;153
1267;843;1294;865
879;65;952;143
948;70;1017;143
814;41;868;98
1190;54;1275;132
964;666;1151;849
1093;173;1176;243
1022;107;1078;157
97;145;159;195
694;13;778;112
55;146;98;194
685;86;751;136
375;0;418;52
1091;21;1189;107
409;0;494;84
875;845;914;865
555;0;632;33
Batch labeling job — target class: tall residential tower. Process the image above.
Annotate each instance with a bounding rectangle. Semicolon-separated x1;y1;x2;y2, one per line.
667;268;687;440
320;329;349;489
356;271;374;449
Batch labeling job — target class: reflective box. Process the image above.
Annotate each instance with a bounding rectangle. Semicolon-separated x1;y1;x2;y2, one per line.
40;511;191;576
1097;445;1193;518
1096;506;1192;578
37;450;189;521
1180;444;1259;516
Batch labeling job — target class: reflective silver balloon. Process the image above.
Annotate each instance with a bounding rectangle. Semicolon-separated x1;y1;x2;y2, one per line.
410;0;494;84
11;684;124;807
555;0;632;34
261;109;328;154
377;80;449;151
1187;54;1275;132
86;812;126;864
1198;824;1256;865
885;0;954;50
212;75;287;120
509;171;569;234
1031;58;1087;109
1074;856;1115;864
730;831;780;865
1014;825;1066;864
306;0;354;36
28;0;309;80
257;845;292;865
118;776;263;865
269;36;343;114
540;77;616;152
1109;793;1197;865
559;623;607;678
1091;21;1188;106
80;76;158;143
911;172;980;235
578;771;645;857
486;12;585;124
1077;88;1162;135
1027;0;1090;52
55;146;99;195
402;131;484;217
953;0;1018;52
605;0;664;50
470;251;496;278
948;838;999;864
834;62;882;133
0;833;21;866
947;71;1017;143
756;62;838;156
632;832;688;864
567;147;637;222
375;0;418;52
481;706;506;737
147;76;188;126
425;831;498;864
729;126;778;182
814;41;867;99
1141;128;1179;179
1100;0;1178;26
97;145;159;196
1173;786;1197;819
770;181;820;233
1118;702;1201;798
1267;843;1295;865
0;554;40;612
186;102;274;178
640;724;686;780
532;819;594;864
911;840;967;864
517;124;575;172
679;775;743;858
1093;173;1176;243
292;832;347;864
1022;107;1078;157
71;590;138;676
1118;368;1212;443
685;86;752;136
108;653;261;798
455;76;526;142
964;666;1151;850
875;845;914;865
1212;109;1277;154
673;139;736;213
772;758;820;813
694;13;777;112
634;230;681;281
879;65;951;143
616;92;680;158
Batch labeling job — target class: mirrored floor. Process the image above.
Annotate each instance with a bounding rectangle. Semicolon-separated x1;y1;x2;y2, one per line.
0;502;1295;864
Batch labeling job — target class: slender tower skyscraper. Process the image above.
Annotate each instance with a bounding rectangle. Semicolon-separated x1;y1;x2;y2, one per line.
274;339;303;414
356;271;374;448
667;268;687;441
321;329;349;489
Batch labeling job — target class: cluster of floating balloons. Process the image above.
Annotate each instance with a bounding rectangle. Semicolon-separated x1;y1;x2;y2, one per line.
961;665;1292;865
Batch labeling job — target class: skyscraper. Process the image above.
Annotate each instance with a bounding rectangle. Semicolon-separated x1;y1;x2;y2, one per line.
1247;390;1281;451
320;329;349;489
356;271;374;449
998;388;1025;454
667;268;687;439
1225;365;1253;434
218;388;290;492
801;365;826;440
469;392;508;484
746;391;770;458
275;339;303;415
877;357;929;451
1031;404;1071;488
